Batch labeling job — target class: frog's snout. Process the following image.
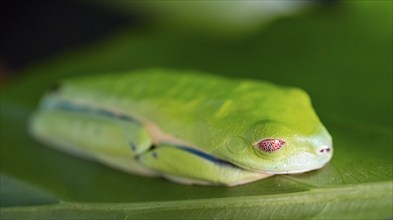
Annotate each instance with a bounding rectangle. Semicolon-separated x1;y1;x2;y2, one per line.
317;146;332;154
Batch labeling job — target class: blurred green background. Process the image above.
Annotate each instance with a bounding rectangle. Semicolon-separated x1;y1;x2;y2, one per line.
0;1;392;219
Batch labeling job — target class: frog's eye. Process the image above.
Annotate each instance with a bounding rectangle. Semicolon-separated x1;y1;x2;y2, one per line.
257;139;285;153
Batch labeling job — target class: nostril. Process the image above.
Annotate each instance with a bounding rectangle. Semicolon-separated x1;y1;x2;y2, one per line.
318;146;331;154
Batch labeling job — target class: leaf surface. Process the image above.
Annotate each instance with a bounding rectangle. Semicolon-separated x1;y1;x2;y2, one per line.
1;1;392;219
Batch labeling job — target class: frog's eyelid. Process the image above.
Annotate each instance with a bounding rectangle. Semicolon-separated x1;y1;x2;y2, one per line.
256;139;286;153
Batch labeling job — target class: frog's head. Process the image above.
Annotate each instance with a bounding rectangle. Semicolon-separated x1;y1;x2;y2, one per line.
242;120;333;174
224;87;333;174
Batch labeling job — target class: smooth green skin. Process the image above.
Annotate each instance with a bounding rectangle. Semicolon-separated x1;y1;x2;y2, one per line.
29;69;332;186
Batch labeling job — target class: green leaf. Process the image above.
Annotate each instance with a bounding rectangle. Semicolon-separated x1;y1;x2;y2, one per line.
1;1;392;219
0;174;58;207
1;183;391;219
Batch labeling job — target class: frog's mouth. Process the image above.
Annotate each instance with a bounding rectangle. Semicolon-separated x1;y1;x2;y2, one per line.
236;142;333;175
262;150;333;174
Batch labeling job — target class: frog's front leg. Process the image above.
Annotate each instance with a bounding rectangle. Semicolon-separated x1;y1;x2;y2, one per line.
137;144;273;186
29;109;158;176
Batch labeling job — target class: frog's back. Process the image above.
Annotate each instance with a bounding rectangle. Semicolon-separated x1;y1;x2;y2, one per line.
58;69;311;153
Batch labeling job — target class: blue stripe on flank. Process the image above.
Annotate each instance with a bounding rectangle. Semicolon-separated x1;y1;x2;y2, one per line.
176;146;236;167
48;100;136;122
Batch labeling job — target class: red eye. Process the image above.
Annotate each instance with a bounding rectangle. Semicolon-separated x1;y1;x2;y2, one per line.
257;139;285;152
